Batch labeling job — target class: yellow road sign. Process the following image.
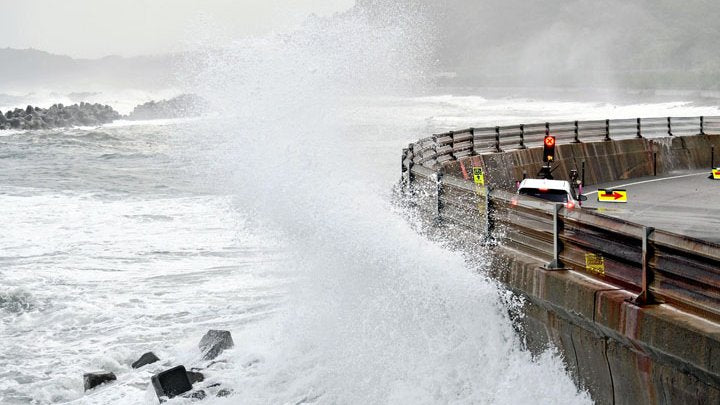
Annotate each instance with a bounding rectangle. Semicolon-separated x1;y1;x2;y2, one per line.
585;253;605;275
597;189;627;203
713;169;720;180
472;167;485;186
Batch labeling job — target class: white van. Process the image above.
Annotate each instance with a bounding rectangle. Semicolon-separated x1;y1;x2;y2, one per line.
517;178;586;209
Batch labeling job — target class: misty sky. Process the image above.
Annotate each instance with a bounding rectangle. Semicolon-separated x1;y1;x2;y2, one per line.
1;0;355;58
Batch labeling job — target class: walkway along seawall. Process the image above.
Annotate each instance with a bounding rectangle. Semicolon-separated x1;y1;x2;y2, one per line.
400;116;720;404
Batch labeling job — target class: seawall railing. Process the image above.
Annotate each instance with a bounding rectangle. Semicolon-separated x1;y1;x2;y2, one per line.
402;115;720;172
402;117;720;321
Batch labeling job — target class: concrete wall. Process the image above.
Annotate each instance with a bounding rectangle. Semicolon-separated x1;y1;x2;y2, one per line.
493;252;720;405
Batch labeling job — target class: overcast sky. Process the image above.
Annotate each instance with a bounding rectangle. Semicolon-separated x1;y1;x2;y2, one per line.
1;0;355;58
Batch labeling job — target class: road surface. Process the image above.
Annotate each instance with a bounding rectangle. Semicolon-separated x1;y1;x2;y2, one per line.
581;170;720;242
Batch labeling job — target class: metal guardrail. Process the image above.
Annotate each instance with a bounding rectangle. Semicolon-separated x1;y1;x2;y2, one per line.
402;118;720;321
401;115;720;172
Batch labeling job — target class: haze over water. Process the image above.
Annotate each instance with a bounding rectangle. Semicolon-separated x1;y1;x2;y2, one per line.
2;2;720;404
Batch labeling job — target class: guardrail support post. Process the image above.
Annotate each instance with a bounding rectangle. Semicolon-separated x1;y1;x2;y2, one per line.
494;126;502;153
573;120;580;143
484;186;494;245
435;170;443;223
636;117;642;138
546;203;564;270
701;116;705;136
712;145;715;170
667;116;673;136
653;152;657;176
604;119;611;141
519;124;526;149
634;226;657;306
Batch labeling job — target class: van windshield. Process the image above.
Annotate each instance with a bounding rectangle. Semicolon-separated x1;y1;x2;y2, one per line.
519;188;568;203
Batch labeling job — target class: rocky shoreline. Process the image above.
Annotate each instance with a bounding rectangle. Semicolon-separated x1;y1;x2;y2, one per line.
0;94;206;131
0;103;120;130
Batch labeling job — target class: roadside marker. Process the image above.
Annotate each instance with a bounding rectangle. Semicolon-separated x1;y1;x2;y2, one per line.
712;168;720;180
472;167;485;186
597;189;627;203
585;253;605;275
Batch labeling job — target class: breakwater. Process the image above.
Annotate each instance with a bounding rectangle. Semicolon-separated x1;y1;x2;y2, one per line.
401;118;720;404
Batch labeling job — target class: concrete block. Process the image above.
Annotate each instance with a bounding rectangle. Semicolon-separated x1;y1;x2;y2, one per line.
83;371;116;391
199;330;234;360
151;365;192;400
131;352;160;369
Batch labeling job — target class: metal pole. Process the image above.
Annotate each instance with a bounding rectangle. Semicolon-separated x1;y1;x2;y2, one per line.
635;226;656;305
519;124;526;149
667;116;672;136
701;116;705;136
605;119;611;141
636;117;642;138
494;126;502;153
547;203;563;269
545;122;550;137
712;145;715;170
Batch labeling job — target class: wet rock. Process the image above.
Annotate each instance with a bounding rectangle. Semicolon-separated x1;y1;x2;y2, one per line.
131;351;160;369
199;330;234;360
83;371;116;391
151;365;193;400
217;388;233;397
183;390;206;400
186;370;204;384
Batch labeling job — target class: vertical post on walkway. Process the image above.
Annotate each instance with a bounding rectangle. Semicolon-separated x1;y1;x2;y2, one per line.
667;117;673;136
635;226;656;305
547;203;563;269
701;116;706;136
519;124;526;149
636;117;642;138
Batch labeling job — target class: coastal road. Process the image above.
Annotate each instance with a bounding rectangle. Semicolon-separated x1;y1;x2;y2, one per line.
581;170;720;242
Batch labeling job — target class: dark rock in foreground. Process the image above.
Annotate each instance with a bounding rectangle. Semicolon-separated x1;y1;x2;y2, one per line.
151;365;193;400
126;94;206;121
83;371;117;391
132;351;160;369
186;370;205;384
199;330;234;360
0;102;120;131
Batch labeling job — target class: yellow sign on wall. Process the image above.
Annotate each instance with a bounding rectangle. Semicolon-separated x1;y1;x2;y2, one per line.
472;167;485;186
585;253;605;275
597;189;628;203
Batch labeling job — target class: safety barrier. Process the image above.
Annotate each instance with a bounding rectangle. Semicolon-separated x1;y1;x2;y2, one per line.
402;117;720;321
401;115;720;173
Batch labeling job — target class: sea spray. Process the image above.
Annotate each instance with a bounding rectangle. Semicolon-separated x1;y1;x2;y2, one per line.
178;2;591;404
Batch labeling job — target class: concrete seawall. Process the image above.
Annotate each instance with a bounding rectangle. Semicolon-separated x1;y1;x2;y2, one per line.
407;134;720;404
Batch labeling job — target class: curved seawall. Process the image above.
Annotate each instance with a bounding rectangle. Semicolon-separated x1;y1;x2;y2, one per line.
401;118;720;404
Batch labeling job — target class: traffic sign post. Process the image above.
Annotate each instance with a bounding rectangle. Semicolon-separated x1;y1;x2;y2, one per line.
597;189;628;203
